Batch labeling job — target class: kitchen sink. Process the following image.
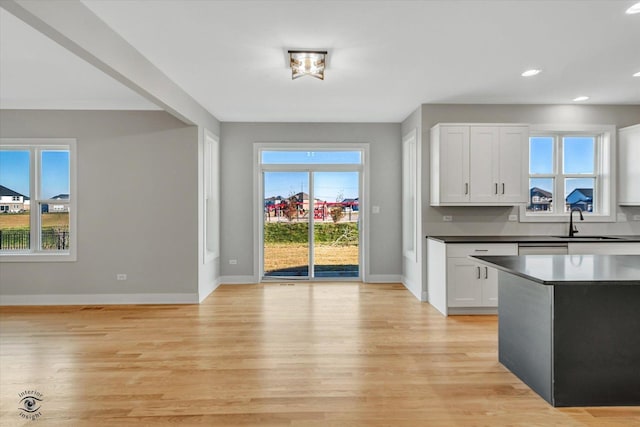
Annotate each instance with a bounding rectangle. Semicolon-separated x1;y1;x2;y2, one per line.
552;236;622;240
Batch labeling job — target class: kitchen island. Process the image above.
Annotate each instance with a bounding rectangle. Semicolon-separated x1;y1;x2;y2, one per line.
472;254;640;407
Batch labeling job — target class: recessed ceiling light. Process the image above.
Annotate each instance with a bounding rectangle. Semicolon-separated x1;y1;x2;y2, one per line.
521;69;541;77
634;71;640;77
573;96;590;102
626;2;640;14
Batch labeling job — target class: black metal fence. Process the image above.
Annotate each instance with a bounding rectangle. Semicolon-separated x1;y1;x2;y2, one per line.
0;230;70;251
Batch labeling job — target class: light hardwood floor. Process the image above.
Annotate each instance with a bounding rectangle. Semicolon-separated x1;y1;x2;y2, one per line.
1;283;638;426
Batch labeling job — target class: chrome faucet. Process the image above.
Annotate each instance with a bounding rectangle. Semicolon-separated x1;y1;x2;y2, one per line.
568;207;584;237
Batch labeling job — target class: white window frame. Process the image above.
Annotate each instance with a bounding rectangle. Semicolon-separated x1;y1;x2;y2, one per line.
520;124;616;222
0;138;77;262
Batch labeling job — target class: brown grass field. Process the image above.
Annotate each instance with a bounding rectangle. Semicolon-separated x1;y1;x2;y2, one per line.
0;213;69;230
264;243;358;273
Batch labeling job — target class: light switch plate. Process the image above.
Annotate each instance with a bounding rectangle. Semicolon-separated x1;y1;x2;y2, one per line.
372;206;380;214
617;213;627;222
443;215;453;222
508;214;518;222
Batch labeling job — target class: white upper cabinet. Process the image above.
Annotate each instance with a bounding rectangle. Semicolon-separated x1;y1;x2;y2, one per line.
618;124;640;206
431;123;529;206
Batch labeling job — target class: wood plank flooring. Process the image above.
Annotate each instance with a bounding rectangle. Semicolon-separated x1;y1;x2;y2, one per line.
1;282;639;426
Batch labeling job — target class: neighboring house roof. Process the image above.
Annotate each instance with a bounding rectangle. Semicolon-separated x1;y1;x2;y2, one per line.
530;187;552;198
51;194;70;200
0;185;28;199
566;188;593;203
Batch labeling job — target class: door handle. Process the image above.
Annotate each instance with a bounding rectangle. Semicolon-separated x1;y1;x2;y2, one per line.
485;267;489;279
477;266;481;279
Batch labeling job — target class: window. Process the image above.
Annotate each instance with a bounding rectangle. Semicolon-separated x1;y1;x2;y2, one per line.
0;138;76;261
521;125;615;222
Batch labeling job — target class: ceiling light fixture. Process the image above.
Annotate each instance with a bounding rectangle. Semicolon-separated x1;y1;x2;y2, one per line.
634;71;640;77
288;50;327;80
573;96;590;102
626;2;640;14
521;69;541;77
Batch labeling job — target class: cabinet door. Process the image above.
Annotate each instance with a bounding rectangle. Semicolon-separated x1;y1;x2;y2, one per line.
447;258;482;307
440;126;470;203
481;265;499;306
469;126;499;203
499;127;528;203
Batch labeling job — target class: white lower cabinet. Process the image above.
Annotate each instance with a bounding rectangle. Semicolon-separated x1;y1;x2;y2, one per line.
447;258;498;307
427;240;518;316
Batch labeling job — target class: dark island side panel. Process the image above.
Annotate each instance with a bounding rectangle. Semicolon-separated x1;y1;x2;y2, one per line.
498;271;554;404
553;285;640;407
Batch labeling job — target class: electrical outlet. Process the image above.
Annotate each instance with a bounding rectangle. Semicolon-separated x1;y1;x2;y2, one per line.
116;274;127;281
229;259;238;265
372;206;380;214
443;215;453;222
633;215;640;221
508;214;518;222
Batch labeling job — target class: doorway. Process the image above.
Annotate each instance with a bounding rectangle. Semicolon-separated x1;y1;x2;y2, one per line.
259;148;364;280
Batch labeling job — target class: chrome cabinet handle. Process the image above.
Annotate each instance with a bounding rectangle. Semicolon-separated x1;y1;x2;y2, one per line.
474;249;489;252
502;183;505;194
485;267;489;279
495;183;498;194
465;183;469;195
477;266;481;279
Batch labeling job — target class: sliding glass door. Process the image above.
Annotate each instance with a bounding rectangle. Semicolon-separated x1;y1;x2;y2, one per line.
261;149;362;280
263;171;310;277
312;171;359;278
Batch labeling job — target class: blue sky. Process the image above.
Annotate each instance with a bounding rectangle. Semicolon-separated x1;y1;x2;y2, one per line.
0;150;69;199
262;151;360;201
264;171;359;201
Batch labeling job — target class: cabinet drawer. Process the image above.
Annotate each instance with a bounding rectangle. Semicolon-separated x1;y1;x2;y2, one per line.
447;243;518;257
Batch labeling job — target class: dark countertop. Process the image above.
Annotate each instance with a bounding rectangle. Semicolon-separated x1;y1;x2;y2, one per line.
427;235;640;243
472;255;640;285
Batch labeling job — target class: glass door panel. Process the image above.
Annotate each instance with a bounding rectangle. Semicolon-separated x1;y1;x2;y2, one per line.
313;172;359;278
263;171;309;277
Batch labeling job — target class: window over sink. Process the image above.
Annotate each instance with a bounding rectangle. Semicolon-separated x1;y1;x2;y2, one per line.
520;124;615;223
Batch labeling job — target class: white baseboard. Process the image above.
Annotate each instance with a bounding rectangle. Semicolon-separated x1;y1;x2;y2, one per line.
198;278;221;303
219;275;259;284
365;274;402;283
0;293;199;306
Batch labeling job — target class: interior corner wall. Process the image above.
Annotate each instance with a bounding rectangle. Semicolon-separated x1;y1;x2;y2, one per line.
219;122;402;282
0;110;201;304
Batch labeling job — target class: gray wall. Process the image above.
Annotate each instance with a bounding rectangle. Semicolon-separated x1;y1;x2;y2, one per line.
220;122;402;280
421;104;640;238
0;110;200;299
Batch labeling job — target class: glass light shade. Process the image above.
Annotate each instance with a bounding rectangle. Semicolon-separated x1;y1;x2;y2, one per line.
289;51;327;80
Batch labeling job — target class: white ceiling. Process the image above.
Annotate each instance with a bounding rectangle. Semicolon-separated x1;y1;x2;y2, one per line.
2;1;639;122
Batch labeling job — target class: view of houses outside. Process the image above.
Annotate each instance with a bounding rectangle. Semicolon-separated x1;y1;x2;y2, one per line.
527;136;596;213
0;150;70;251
